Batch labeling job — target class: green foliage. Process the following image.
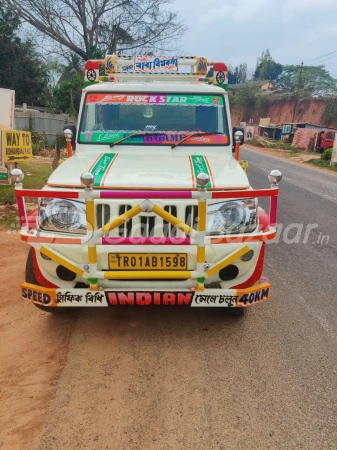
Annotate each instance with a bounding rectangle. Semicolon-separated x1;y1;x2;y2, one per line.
279;143;295;151
0;7;49;105
228;63;248;84
55;134;66;150
53;71;83;114
249;139;304;152
321;148;332;160
88;46;105;60
249;138;277;148
254;49;282;81
28;115;44;154
231;82;259;108
0;161;53;207
42;54;84;114
255;93;269;118
58;54;83;82
231;82;269;121
248;138;263;147
306;159;337;171
275;65;337;96
323;97;337;126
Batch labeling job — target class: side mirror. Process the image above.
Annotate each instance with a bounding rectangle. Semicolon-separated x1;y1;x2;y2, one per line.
232;126;244;151
63;124;77;151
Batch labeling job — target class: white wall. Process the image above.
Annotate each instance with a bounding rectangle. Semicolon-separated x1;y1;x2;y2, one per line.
0;88;15;131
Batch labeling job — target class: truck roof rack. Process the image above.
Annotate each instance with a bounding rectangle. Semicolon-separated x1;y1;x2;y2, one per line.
84;55;228;90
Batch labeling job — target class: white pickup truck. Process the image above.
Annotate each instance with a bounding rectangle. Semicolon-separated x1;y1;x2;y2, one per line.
14;55;281;314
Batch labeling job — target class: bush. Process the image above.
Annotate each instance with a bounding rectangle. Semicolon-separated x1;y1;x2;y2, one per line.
55;133;66;150
32;142;42;155
321;148;332;161
249;138;264;147
279;143;294;151
31;132;45;155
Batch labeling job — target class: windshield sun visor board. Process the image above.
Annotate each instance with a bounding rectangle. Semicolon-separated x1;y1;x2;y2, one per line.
85;94;224;106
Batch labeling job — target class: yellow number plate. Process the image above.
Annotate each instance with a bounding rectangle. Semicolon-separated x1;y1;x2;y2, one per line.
108;253;187;270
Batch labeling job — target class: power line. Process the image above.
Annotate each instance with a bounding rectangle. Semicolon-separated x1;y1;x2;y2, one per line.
305;54;337;66
304;50;337;64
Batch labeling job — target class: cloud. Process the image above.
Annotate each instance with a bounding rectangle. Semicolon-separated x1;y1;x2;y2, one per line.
173;0;337;77
201;0;269;24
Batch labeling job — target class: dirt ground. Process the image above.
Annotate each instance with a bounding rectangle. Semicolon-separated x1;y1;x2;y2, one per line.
1;148;337;449
243;143;321;162
0;232;77;450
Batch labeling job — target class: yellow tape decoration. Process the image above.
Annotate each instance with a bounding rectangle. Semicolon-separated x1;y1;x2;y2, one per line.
40;246;85;277
152;204;193;235
101;205;142;234
206;245;250;278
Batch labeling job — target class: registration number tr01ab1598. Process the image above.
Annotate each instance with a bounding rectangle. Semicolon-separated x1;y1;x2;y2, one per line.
108;253;188;270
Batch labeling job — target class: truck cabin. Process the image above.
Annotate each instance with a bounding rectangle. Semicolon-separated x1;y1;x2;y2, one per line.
317;130;337;153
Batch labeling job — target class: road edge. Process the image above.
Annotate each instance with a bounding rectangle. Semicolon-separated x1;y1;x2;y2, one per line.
243;144;337;177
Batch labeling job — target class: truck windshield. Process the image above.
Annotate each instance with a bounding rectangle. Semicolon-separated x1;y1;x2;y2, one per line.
79;93;229;146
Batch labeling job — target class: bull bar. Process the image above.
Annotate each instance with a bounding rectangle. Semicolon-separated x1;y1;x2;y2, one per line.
13;171;280;299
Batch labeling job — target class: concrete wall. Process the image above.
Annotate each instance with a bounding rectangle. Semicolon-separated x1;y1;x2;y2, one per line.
14;109;76;145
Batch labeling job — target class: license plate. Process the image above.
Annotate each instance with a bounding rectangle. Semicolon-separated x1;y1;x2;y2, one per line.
108;253;187;270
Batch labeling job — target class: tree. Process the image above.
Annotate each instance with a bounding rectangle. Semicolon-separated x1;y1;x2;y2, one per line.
275;65;337;96
254;49;282;81
3;0;186;61
51;56;84;113
53;72;83;115
230;82;268;122
228;63;248;84
58;54;83;83
0;7;49;105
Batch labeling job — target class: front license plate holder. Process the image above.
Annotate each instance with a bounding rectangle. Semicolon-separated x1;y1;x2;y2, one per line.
108;253;188;270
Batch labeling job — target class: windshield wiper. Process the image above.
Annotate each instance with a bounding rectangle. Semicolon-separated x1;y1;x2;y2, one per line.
109;132;168;148
171;132;225;149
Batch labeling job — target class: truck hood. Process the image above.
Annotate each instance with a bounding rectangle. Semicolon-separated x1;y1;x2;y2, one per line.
47;151;249;190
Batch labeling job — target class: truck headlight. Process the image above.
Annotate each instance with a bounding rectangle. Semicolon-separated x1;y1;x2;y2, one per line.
206;199;258;235
39;198;87;234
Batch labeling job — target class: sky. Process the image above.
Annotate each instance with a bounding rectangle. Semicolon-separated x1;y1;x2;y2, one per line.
174;0;337;78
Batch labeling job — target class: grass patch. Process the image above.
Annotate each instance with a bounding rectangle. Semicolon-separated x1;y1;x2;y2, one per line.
247;139;323;161
248;138;308;155
0;159;52;228
0;160;52;204
305;159;337;172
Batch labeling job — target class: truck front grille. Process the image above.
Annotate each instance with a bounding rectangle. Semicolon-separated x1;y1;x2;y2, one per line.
96;204;110;230
185;205;198;229
96;203;198;237
118;205;132;237
163;206;177;237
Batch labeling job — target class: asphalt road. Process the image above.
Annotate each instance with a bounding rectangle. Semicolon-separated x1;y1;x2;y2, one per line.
21;149;337;449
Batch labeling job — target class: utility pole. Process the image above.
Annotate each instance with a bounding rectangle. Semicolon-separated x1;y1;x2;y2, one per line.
291;61;304;124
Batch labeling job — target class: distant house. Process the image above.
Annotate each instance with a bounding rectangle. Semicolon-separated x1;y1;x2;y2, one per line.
229;80;275;94
282;122;336;132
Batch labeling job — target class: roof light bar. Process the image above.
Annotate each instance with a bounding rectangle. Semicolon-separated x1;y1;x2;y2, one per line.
84;55;228;90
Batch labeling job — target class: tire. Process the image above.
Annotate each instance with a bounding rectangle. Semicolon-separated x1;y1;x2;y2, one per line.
25;249;72;314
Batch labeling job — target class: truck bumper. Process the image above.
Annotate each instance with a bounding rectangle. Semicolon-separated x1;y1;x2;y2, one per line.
21;281;271;308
